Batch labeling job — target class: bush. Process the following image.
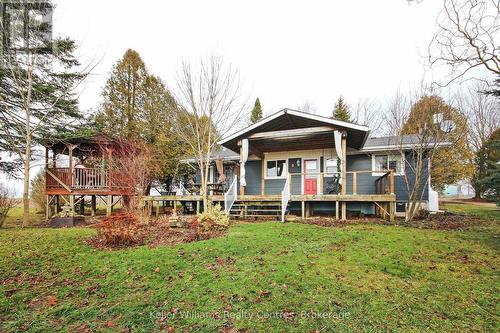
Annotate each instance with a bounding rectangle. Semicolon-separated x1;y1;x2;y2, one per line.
196;204;230;232
96;213;142;246
0;184;15;228
30;171;46;214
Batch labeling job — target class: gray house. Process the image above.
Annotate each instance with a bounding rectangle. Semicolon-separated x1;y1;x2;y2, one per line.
172;109;442;221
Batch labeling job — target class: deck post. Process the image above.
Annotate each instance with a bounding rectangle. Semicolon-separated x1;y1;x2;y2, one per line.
341;202;347;220
352;172;357;195
196;200;200;214
79;196;85;215
390;170;395;195
106;195;112;216
68;144;74;189
301;201;305;219
91;195;96;217
389;201;395;222
261;159;265;195
56;195;60;214
155;200;159;217
45;195;50;221
69;195;75;214
335;201;339;220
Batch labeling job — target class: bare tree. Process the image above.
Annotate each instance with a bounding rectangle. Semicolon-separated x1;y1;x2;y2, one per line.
352;97;384;134
295;100;318;114
384;90;455;222
0;183;15;228
173;55;247;209
428;0;500;87
457;80;500;197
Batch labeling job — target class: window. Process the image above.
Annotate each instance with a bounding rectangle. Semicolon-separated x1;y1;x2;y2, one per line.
325;158;338;174
266;160;287;178
373;154;404;174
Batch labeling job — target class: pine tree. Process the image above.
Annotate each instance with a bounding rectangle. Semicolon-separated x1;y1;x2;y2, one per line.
332;96;351;121
478;128;500;204
0;1;87;226
250;98;263;123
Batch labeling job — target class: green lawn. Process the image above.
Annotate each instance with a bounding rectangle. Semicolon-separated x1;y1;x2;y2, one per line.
441;202;500;220
1;219;499;332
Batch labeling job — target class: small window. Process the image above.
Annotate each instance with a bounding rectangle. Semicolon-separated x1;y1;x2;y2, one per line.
373;154;404;174
266;160;287;178
325;158;338;174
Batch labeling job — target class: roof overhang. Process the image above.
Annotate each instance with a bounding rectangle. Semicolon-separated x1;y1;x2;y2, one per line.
219;109;370;152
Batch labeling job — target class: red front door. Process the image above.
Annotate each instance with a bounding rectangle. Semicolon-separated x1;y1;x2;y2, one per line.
304;159;318;195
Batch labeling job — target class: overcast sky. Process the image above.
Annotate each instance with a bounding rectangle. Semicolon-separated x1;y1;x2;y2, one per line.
53;0;449;117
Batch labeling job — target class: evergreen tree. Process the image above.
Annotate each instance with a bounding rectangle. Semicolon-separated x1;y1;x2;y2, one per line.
478;128;500;204
250;98;263;123
332;96;351;121
0;1;87;226
95;49;192;192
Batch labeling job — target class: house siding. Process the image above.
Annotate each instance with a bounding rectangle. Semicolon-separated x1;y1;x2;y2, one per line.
192;150;428;204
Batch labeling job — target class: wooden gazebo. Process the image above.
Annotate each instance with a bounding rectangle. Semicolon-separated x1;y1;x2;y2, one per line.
44;133;136;218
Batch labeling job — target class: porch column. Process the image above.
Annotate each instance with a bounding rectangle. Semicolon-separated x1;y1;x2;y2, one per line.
238;139;249;196
341;132;347;220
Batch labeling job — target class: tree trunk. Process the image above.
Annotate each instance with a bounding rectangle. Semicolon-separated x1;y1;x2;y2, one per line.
22;136;31;227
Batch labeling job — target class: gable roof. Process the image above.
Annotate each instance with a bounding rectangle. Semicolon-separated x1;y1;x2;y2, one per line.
219;108;371;152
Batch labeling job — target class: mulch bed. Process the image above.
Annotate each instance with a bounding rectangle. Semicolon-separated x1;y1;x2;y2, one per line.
290;211;496;231
403;211;492;230
86;213;225;249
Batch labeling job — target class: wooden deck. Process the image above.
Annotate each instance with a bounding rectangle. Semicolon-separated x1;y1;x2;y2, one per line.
142;194;396;202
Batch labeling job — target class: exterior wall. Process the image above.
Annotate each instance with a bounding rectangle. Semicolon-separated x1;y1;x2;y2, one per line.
192;149;429;205
244;160;262;195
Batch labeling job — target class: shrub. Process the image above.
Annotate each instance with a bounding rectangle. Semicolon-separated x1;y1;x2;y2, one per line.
0;184;15;228
30;171;46;214
196;204;230;232
96;213;142;246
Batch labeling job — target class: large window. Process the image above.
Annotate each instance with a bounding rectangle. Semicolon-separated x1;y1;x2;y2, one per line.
266;159;287;178
373;154;404;174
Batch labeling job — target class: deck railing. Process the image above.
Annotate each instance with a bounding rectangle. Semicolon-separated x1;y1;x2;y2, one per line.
287;170;395;196
281;176;291;222
224;177;238;214
46;167;131;191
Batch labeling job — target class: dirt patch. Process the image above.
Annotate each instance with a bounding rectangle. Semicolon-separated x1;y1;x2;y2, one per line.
403;211;492;230
86;213;225;249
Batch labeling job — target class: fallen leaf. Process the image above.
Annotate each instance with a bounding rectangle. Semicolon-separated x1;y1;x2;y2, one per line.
47;295;58;306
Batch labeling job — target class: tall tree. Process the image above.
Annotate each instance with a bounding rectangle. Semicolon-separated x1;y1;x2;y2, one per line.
95;49;188;192
331;96;351;121
95;49;148;140
477;128;500;204
0;1;87;226
173;55;247;209
457;81;500;198
250;98;262;123
402;95;474;191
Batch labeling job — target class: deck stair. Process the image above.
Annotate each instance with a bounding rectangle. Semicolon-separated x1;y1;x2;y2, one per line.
229;201;289;220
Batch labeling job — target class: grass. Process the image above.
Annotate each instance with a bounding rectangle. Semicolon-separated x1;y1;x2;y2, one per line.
441;202;500;220
1;215;499;332
2;206;45;228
